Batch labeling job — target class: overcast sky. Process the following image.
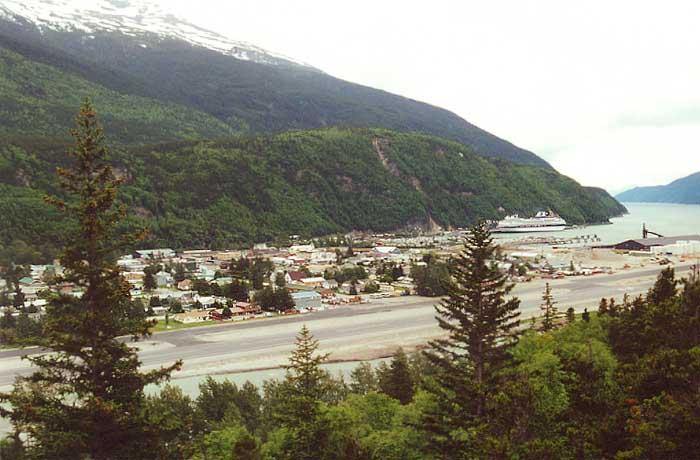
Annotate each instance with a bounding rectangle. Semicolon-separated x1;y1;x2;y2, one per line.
166;0;700;194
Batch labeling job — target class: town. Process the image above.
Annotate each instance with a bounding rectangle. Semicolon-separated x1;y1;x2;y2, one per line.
3;228;699;343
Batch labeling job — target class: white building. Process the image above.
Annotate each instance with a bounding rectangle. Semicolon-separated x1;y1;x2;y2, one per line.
135;249;176;259
155;271;174;288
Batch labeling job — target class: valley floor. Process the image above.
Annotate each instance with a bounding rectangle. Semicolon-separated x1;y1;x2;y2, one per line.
0;261;692;390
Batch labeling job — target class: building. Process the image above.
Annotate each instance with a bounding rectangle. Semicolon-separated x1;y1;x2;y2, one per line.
177;279;193;291
135;249;176;259
123;271;145;285
286;271;307;284
291;291;322;311
300;277;326;288
322;279;339;290
155;271;174;288
172;310;212;324
608;235;700;252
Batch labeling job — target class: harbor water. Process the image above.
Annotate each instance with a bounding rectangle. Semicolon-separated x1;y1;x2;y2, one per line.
493;202;700;246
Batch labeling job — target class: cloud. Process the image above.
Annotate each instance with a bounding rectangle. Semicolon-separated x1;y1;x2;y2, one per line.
614;106;700;129
162;0;700;192
549;124;700;194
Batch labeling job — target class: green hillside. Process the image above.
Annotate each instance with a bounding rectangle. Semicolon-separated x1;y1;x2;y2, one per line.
0;45;236;144
0;128;626;262
0;27;550;167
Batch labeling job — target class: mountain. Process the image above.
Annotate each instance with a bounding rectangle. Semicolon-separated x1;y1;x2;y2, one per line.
617;172;700;204
0;0;314;69
0;0;627;263
0;45;237;144
0;0;550;167
0;129;627;261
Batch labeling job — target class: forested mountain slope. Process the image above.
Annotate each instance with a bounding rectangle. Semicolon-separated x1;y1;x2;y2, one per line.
0;129;626;262
0;45;236;144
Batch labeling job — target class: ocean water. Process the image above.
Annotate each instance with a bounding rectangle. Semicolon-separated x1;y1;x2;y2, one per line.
493;202;700;245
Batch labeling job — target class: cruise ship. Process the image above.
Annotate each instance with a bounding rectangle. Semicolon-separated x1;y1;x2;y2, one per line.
492;210;567;233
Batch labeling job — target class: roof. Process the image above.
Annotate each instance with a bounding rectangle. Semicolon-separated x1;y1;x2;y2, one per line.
172;310;211;320
622;235;700;247
288;271;306;281
292;291;322;300
301;277;326;284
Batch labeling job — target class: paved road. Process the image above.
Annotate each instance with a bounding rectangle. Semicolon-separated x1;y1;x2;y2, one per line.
0;262;691;388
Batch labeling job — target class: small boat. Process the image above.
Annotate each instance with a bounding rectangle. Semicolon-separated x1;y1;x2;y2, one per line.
492;210;567;233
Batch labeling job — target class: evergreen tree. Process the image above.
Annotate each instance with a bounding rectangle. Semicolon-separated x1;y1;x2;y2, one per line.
539;282;559;332
172;263;187;283
598;297;609;315
0;100;181;459
349;362;378;395
226;279;250;302
275;288;296;312
274;272;287;288
566;307;576;324
11;286;25;309
250;258;273;290
423;222;521;458
278;325;329;460
143;265;158;291
648;267;677;305
378;348;414;404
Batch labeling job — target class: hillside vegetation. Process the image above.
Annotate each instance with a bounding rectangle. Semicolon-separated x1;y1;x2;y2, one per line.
0;45;236;144
0;23;550;167
617;172;700;204
0;128;625;261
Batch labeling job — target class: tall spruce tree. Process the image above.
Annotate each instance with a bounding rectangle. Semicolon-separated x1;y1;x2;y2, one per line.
539;282;559;332
423;222;521;458
0;100;181;459
378;347;415;404
278;325;329;460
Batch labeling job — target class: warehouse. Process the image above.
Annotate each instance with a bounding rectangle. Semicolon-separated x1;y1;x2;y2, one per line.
291;291;323;311
608;235;700;251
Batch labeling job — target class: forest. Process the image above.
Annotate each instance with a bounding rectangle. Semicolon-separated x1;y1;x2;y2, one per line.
0;128;625;264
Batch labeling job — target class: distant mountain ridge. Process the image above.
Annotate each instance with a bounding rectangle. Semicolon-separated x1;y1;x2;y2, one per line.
617;172;700;204
0;0;551;168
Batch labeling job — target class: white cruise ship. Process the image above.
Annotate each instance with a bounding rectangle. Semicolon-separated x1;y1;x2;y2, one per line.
493;210;567;233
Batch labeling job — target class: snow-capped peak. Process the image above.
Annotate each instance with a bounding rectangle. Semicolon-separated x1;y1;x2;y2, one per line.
0;0;316;69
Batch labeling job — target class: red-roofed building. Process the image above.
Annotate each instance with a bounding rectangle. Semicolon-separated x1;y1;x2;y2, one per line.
286;271;306;283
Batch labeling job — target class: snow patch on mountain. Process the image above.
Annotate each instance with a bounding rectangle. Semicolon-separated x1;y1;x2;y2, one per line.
0;0;316;70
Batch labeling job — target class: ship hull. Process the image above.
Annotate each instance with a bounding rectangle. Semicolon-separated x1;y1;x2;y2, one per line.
492;225;567;233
